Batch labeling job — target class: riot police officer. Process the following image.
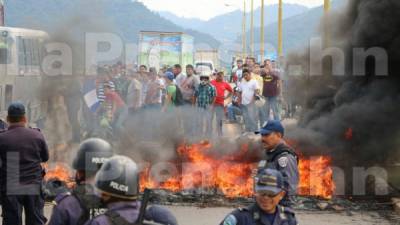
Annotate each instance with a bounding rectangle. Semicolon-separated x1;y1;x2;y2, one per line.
0;102;49;225
220;169;298;225
48;138;114;225
85;155;178;225
255;120;299;207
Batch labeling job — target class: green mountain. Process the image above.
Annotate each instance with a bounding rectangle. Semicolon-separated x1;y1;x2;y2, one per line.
158;11;205;31
159;4;309;42
4;0;220;48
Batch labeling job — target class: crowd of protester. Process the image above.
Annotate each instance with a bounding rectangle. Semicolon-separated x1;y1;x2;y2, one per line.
89;56;284;138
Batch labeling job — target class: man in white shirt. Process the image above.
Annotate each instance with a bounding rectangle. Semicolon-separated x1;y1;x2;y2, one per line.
239;69;260;132
173;64;186;87
126;71;142;113
179;64;200;136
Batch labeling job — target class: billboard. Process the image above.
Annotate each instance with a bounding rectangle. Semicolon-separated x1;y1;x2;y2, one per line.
139;32;194;70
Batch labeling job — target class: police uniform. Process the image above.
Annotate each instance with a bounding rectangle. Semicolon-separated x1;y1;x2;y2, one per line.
85;202;178;225
220;169;298;225
256;121;299;207
48;138;114;225
84;155;178;225
48;184;107;225
0;103;49;225
258;142;299;206
221;204;297;225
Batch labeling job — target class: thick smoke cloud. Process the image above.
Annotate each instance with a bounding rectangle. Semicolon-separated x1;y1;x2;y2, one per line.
285;0;400;166
115;106;262;164
11;0;120;160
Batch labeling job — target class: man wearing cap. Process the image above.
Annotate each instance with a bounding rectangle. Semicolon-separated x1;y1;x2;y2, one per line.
220;168;298;225
0;102;49;225
256;120;299;207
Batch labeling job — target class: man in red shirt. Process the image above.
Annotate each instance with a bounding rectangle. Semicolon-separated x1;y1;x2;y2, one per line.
104;84;128;134
211;71;233;136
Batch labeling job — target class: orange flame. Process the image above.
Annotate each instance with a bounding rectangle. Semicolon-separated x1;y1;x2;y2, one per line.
45;142;335;199
140;141;336;199
298;156;335;199
43;163;75;188
140;141;254;198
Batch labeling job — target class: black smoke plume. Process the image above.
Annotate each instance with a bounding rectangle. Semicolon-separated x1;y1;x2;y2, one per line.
285;0;400;166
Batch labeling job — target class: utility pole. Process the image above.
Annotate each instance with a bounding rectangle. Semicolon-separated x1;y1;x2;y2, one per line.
242;0;247;58
324;0;331;12
250;0;254;57
260;0;265;62
324;0;330;47
278;0;283;56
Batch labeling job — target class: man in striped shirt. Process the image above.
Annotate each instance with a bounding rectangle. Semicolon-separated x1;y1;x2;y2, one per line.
96;68;116;118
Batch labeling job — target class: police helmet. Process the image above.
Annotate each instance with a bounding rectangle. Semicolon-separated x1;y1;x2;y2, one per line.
72;138;113;172
95;155;140;200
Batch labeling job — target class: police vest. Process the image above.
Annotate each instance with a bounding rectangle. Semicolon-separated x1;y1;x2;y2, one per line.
258;143;298;170
56;184;107;225
105;208;159;225
257;144;299;207
232;204;297;225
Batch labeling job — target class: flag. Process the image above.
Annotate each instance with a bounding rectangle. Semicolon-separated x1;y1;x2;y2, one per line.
82;78;100;113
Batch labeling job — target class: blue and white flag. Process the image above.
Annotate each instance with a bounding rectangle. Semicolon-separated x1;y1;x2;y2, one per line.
82;78;100;113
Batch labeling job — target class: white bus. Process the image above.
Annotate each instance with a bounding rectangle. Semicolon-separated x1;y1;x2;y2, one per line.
0;27;49;125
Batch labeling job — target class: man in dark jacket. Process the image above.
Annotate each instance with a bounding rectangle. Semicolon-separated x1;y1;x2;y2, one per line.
0;102;49;225
256;120;299;207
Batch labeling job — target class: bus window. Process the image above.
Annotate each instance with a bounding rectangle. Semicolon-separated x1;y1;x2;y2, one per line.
5;85;12;108
0;38;11;64
24;38;33;66
32;39;40;66
18;36;26;67
18;38;40;67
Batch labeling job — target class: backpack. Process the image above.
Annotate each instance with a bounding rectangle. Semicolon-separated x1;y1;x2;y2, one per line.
173;85;184;106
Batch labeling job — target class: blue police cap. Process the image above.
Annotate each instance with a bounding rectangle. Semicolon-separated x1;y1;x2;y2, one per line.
8;102;26;117
255;120;284;136
254;168;285;194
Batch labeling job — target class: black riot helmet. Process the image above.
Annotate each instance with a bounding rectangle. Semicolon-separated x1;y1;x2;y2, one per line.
72;138;114;173
95;155;140;200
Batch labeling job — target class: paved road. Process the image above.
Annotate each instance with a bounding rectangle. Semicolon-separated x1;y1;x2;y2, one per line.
0;206;400;225
165;206;396;225
1;204;394;225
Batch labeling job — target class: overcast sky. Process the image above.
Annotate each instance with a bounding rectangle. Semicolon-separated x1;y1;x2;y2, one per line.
138;0;325;20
